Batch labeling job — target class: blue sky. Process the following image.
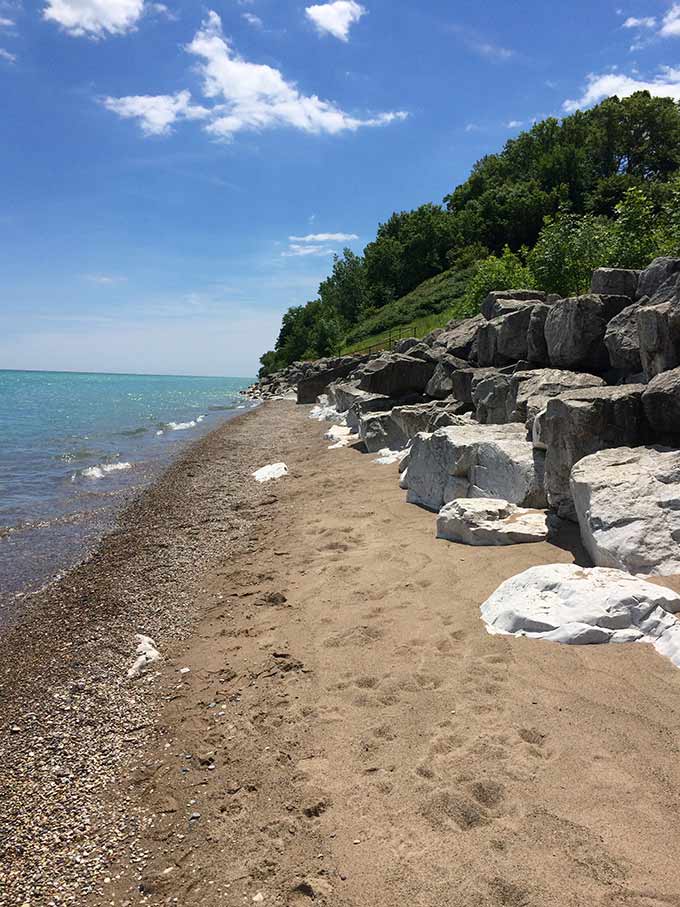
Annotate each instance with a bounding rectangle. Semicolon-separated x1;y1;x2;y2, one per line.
2;1;680;376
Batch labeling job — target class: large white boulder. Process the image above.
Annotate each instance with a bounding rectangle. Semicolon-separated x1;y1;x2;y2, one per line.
437;498;548;545
406;423;546;512
571;447;680;576
481;563;680;667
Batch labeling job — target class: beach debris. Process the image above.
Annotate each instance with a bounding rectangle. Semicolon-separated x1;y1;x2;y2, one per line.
127;634;161;679
252;463;289;483
481;563;680;666
324;424;356;449
437;498;548;546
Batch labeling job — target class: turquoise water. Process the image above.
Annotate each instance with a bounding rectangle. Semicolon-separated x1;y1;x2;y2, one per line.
0;370;255;615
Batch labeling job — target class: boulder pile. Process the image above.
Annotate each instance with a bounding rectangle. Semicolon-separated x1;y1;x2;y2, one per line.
250;256;680;665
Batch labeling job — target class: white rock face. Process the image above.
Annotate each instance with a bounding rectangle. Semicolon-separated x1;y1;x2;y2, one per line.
309;395;346;423
437;498;548;545
481;563;680;667
406;423;546;512
571;446;680;576
373;447;409;465
253;462;289;483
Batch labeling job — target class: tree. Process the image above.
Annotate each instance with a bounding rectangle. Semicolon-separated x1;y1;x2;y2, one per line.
463;246;535;312
527;213;616;296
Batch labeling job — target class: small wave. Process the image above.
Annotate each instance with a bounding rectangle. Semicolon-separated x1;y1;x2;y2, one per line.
119;426;148;437
79;462;132;480
58;448;102;464
157;415;205;435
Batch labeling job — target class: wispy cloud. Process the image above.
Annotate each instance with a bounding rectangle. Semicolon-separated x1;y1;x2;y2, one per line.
83;273;128;285
564;65;680;112
289;232;358;242
104;10;407;140
0;46;15;62
623;15;657;29
0;15;14;27
506;119;523;128
448;24;514;62
305;1;366;41
282;243;335;257
242;12;262;28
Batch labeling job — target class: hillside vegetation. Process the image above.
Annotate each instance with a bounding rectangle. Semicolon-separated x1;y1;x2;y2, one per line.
259;92;680;376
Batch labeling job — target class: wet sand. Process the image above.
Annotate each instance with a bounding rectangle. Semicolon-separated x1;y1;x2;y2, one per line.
3;401;680;906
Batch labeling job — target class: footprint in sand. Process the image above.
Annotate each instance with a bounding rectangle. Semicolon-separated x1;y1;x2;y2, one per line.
323;626;384;648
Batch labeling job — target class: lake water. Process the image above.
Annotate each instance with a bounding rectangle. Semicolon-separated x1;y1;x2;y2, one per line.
0;369;255;619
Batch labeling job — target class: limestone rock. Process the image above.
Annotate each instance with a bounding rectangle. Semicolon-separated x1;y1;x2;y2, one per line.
642;366;680;444
591;268;639;299
471;371;515;424
480;289;545;320
637;300;680;379
604;302;642;373
434;314;485;360
424;354;468;399
297;356;368;404
527;303;551;364
406;423;545;512
544;294;631;371
636;257;680;301
541;385;646;519
436;498;548;546
571;446;680;576
480;563;680;667
357;354;436;398
513;369;605;429
477;305;535;366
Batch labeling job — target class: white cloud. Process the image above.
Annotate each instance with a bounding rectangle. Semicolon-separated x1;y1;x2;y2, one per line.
464;122;479;132
660;3;680;36
289;232;358;242
242;12;262;28
506;119;523;128
564;65;680;112
623;15;656;28
305;1;365;41
0;46;15;62
42;0;149;37
0;16;14;27
104;11;406;140
84;273;128;285
102;90;210;136
282;243;334;257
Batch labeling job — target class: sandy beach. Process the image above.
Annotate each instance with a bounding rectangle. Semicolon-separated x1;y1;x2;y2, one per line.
3;401;680;906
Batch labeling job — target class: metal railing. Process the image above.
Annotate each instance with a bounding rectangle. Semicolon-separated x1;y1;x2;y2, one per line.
347;324;416;358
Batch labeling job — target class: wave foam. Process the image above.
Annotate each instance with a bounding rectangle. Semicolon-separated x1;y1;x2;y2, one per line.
158;415;206;434
80;462;132;480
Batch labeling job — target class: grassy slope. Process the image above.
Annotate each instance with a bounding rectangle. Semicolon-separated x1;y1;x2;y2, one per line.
340;266;472;355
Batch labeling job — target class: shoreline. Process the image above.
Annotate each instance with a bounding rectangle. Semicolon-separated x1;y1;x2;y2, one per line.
3;400;680;906
0;403;282;905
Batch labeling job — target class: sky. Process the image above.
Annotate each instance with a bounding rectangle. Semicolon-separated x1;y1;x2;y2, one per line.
2;2;680;376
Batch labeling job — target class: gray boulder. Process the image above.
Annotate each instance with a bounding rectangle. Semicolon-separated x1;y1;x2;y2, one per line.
477;304;536;366
480;289;545;320
392;337;420;354
604;302;642;372
472;367;605;428
424;354;468;400
527;303;551;364
359;411;408;453
405;422;546;512
636;257;680;301
571;446;680;576
642;366;680;444
591;268;639;299
471;371;515;424
434;314;485;360
296;355;369;404
357;354;437;398
541;385;647;519
637;300;680;379
544;294;631;371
